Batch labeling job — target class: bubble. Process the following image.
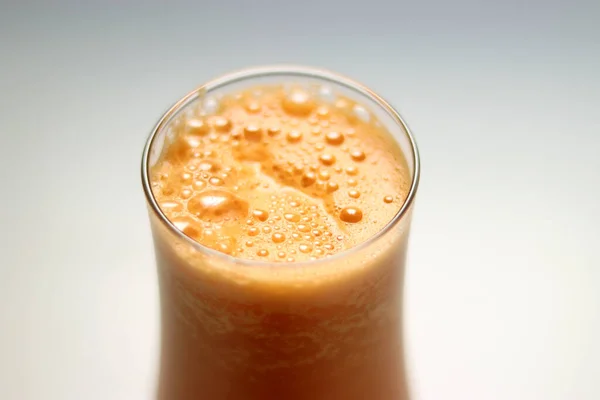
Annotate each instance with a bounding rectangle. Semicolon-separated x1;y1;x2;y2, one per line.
350;150;366;162
316;106;330;118
212;116;231;132
267;126;281;136
216;241;233;255
340;207;363;223
221;171;231;179
384;195;394;203
348;190;361;199
193;180;206;190
348;178;358;186
353;104;370;122
299;243;313;253
301;172;316;187
318;85;335;103
202;97;219;115
284;213;301;222
257;249;269;257
197;160;220;172
272;232;286;243
244;124;263;141
263;226;272;234
325;131;344;145
245;100;261;113
297;224;310;233
245;240;254;247
209;177;224;186
312;229;322;236
187;190;249;222
186;118;209;136
171;217;202;239
286;257;295;262
248;227;259;236
319;153;336;166
335;98;351;110
160;201;183;213
282;89;315;116
203;229;216;240
180;172;193;185
327;182;339;192
346;166;359;175
318;171;330;181
287;130;303;142
324;243;334;251
277;251;286;258
181;189;193;199
252;209;269;222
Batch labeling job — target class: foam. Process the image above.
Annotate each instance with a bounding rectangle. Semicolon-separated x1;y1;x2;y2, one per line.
150;85;410;262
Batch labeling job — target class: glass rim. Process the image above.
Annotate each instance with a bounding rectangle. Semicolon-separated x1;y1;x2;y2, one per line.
141;64;421;268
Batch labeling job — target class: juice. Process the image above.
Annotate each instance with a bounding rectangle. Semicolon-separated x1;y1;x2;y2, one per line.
143;67;419;400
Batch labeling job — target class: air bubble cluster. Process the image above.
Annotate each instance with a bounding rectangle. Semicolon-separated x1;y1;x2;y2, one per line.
149;83;410;261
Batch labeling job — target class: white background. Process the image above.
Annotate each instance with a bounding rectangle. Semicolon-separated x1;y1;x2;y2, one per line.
1;1;599;399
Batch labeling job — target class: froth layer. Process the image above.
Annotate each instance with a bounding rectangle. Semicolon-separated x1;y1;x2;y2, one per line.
150;85;410;262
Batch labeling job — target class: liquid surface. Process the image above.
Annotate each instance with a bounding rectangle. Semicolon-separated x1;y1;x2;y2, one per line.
150;85;410;262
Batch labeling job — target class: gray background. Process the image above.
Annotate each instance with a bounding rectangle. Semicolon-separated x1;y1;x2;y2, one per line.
1;0;599;399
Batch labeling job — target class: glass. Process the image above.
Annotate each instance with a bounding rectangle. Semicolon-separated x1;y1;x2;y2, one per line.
141;66;420;400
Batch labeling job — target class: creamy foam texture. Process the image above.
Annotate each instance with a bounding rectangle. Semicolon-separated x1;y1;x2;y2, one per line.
150;85;410;262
